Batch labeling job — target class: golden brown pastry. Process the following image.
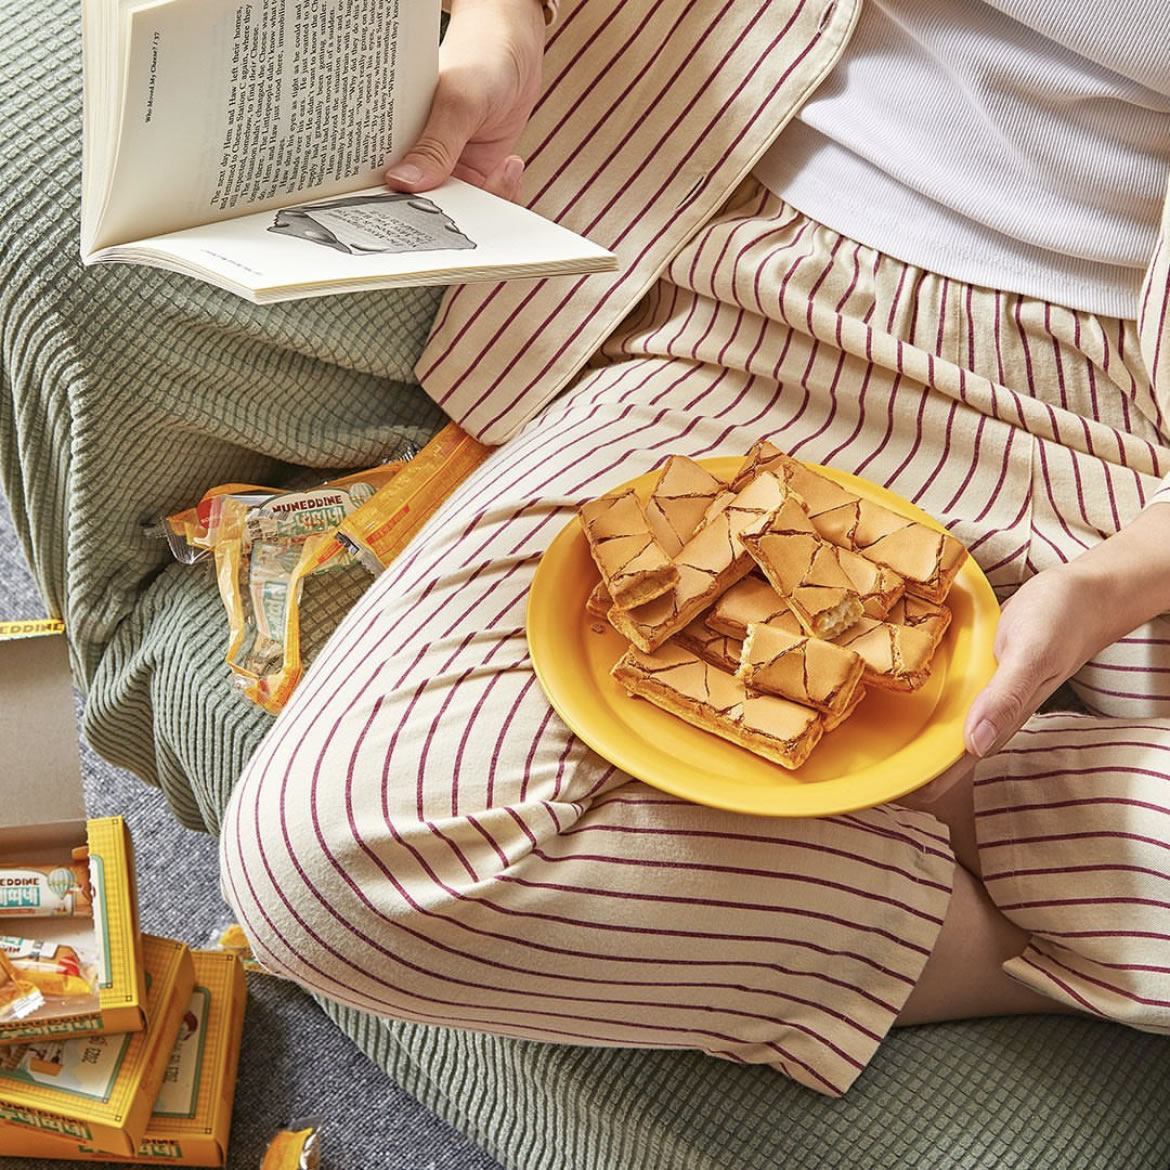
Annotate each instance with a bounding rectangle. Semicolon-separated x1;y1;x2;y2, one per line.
885;595;952;647
645;456;729;556
836;546;905;618
607;472;789;652
811;499;967;604
586;580;613;618
832;616;938;691
738;498;864;638
708;576;799;639
734;444;967;603
611;643;823;769
737;622;865;717
673;616;744;673
822;684;868;731
579;490;679;609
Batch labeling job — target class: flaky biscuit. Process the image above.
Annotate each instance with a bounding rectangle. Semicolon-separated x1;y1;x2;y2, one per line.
645;456;728;557
735;444;967;603
611;643;823;770
607;473;789;652
579;490;679;609
586;580;613;618
832;616;938;691
836;546;905;618
885;595;952;647
738;622;865;717
822;684;868;731
739;499;864;639
673;616;744;673
708;576;799;639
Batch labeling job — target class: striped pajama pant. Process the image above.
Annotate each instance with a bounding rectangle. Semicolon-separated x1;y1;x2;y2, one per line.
220;181;1170;1097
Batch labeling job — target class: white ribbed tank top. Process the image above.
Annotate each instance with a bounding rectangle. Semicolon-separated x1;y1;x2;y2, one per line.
754;0;1170;316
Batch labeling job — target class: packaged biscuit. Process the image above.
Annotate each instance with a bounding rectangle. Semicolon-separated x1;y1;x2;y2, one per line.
0;949;248;1165
0;951;42;1024
260;1118;322;1169
0;860;93;918
1;936;94;1000
334;422;491;574
0;934;194;1157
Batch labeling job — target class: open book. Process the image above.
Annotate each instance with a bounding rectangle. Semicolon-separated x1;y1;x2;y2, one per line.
80;0;616;303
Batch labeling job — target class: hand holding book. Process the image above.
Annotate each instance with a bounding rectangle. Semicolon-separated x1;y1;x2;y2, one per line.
385;0;549;200
80;0;613;302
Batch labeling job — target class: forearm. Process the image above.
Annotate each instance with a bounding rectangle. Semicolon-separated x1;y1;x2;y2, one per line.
1061;501;1170;644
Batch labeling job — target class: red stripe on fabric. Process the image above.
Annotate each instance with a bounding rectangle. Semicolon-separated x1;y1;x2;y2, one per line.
462;18;829;433
559;821;952;886
1072;678;1170;702
977;763;1170;787
425;0;802;396
977;796;1170;820
496;873;939;950
982;861;1170;886
1026;947;1170;1011
425;0;702;365
526;847;946;921
1014;953;1107;1018
979;829;1170;854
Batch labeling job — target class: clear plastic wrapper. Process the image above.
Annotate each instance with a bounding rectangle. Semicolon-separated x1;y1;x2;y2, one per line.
0;935;99;1001
0;949;44;1023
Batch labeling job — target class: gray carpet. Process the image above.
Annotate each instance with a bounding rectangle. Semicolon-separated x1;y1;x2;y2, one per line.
0;489;505;1170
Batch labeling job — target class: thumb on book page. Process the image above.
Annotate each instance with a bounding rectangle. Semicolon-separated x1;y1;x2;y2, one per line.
384;81;482;193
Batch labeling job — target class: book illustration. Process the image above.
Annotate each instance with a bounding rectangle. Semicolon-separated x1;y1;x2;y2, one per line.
267;193;477;256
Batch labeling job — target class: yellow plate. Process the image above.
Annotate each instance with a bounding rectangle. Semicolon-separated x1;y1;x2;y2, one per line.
526;458;1000;817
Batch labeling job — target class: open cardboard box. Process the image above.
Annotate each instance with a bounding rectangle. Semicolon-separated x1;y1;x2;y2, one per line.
0;619;147;1042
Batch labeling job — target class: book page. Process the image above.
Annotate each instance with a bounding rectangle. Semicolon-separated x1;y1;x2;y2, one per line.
89;0;437;251
97;180;618;300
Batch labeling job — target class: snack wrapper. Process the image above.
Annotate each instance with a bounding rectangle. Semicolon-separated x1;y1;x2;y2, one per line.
334;422;491;575
261;1117;322;1169
0;950;44;1023
0;861;93;918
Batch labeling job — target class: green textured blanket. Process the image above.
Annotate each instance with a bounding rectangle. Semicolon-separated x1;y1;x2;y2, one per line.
4;4;1170;1167
1;0;444;823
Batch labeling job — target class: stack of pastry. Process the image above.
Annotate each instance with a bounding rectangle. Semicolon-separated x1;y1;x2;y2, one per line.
579;443;967;770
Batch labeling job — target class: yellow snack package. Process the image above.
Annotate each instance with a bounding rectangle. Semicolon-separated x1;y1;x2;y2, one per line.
260;1118;321;1169
335;422;491;574
0;950;43;1023
205;463;406;711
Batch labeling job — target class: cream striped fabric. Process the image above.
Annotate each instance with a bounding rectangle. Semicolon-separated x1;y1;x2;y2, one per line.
417;0;862;442
221;185;1170;1097
416;0;1170;510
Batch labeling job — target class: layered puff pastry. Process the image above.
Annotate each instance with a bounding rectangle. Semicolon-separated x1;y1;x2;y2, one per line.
611;643;823;770
578;489;678;609
733;442;967;603
737;622;865;719
737;498;864;639
606;472;788;652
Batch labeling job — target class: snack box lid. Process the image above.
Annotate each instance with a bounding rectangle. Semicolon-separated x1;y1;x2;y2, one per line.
0;621;86;852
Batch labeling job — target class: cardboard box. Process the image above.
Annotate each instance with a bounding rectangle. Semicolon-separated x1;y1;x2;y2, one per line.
0;619;148;1042
0;933;194;1156
0;949;247;1165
